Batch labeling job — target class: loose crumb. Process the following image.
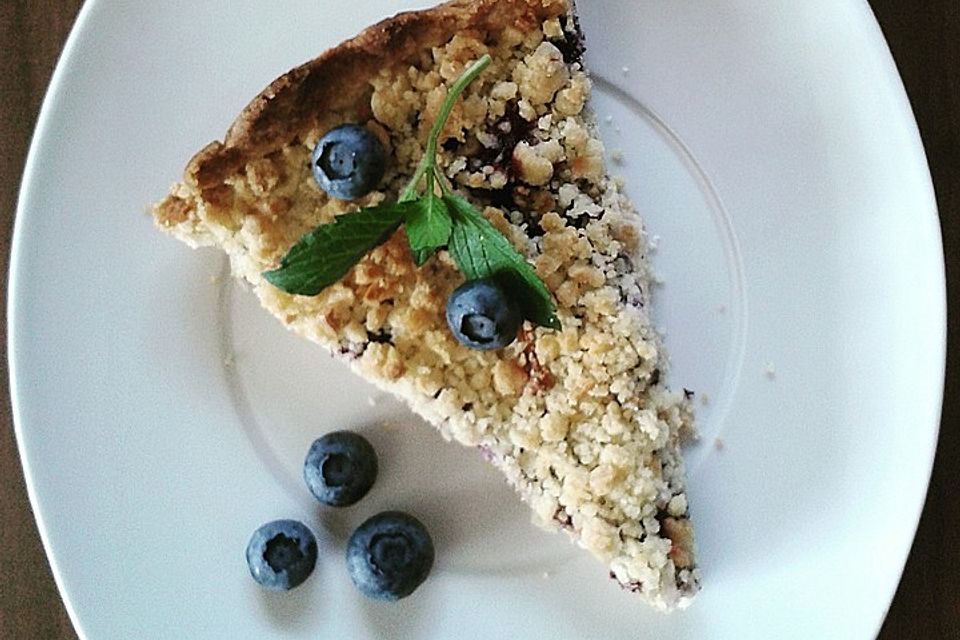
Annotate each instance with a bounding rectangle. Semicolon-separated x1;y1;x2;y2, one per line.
542;571;551;579
367;396;378;407
610;149;625;164
621;66;630;75
713;438;724;450
604;115;614;124
763;362;776;379
223;353;235;368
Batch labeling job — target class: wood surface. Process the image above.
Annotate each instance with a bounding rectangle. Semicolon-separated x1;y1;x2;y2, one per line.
0;1;956;637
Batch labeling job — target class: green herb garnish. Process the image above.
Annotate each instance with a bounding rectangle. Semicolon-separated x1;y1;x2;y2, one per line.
263;54;560;329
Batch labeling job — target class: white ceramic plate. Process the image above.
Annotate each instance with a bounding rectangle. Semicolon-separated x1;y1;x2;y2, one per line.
10;1;945;638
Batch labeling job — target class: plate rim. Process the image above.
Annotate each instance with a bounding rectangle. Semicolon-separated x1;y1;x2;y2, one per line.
853;0;946;635
8;1;102;637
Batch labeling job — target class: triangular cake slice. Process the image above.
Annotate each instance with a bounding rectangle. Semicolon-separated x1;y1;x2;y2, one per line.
153;0;699;609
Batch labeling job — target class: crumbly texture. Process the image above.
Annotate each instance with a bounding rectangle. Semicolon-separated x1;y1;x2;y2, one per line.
154;0;699;610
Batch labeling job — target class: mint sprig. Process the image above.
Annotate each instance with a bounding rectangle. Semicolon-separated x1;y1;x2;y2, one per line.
264;54;560;330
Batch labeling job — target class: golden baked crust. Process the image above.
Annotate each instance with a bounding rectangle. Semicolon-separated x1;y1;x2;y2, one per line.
168;0;566;195
154;0;699;610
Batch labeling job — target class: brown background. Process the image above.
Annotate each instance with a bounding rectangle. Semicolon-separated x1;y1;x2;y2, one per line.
0;1;956;638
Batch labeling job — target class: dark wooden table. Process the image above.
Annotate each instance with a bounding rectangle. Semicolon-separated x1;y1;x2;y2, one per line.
1;2;956;638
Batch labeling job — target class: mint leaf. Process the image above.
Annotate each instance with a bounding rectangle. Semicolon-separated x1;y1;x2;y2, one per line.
263;203;406;296
444;194;561;330
404;190;452;266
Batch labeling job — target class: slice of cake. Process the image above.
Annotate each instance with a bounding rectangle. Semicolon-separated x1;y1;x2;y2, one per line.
153;0;699;610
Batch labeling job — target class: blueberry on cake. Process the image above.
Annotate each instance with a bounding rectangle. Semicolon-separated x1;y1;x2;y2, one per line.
153;0;700;610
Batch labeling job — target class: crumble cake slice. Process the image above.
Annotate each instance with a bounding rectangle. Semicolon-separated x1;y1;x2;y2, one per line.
153;0;699;610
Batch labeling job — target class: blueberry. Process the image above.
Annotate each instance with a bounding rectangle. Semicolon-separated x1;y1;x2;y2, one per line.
312;124;386;200
245;520;317;591
304;431;378;507
346;511;435;601
445;278;522;350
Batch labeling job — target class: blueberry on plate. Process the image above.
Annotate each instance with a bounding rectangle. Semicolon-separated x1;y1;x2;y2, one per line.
346;511;435;601
304;431;378;507
445;278;522;350
246;519;317;591
312;124;386;200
